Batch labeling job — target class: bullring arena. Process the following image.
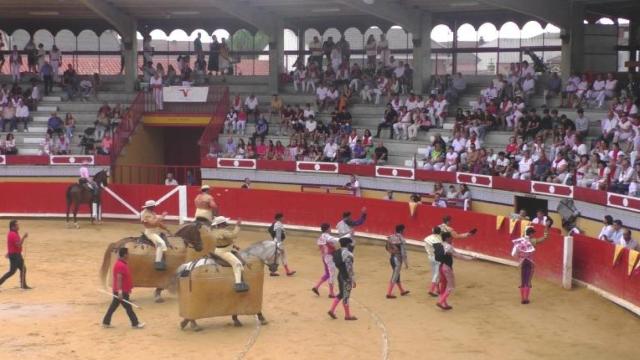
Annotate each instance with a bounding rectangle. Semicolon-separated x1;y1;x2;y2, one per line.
2;0;640;359
0;220;638;360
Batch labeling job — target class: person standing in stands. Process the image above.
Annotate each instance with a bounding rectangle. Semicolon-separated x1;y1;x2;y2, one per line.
336;207;367;252
150;72;163;111
328;237;357;321
385;224;410;299
0;220;31;290
433;232;474;310
511;222;551;305
268;213;295;277
102;247;145;329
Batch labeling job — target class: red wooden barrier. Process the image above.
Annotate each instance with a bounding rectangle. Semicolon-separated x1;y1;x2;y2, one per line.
0;183;638;310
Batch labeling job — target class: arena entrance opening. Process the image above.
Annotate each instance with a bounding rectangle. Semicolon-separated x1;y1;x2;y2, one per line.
515;196;548;220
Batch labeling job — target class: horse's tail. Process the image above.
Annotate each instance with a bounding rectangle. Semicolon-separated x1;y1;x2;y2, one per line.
99;242;116;287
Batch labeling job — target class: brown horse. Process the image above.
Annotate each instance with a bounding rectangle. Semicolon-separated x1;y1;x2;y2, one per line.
66;169;109;227
99;221;207;302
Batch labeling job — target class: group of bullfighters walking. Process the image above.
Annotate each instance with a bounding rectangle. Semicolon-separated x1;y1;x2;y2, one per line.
311;211;552;319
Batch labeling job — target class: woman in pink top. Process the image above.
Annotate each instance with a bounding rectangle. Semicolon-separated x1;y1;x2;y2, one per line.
511;223;550;304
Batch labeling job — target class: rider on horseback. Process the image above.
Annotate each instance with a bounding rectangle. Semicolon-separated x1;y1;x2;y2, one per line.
194;185;217;223
79;163;98;197
211;216;249;293
141;200;170;271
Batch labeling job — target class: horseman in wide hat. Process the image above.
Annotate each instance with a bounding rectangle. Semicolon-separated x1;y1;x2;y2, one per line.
141;200;171;271
211;216;249;292
194;184;217;223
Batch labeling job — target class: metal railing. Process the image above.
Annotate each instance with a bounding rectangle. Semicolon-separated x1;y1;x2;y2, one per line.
198;86;230;158
112;163;202;185
110;92;144;164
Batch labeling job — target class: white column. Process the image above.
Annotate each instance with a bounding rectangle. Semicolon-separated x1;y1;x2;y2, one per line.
562;236;574;290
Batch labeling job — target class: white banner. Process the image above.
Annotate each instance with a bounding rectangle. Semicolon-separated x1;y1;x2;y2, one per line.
163;86;209;102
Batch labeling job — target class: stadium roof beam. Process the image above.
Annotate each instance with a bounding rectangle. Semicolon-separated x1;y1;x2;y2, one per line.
78;0;137;90
335;0;422;36
208;0;281;39
77;0;136;38
478;0;569;28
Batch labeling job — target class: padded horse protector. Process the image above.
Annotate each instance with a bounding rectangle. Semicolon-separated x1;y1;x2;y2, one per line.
178;259;264;319
109;240;187;288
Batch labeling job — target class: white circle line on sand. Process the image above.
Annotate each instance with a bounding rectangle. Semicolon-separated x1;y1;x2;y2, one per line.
235;315;262;360
352;298;390;360
301;276;390;360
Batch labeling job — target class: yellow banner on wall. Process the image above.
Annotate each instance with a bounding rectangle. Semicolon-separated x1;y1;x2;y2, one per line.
496;215;505;230
628;250;640;276
509;219;518;234
613;245;625;266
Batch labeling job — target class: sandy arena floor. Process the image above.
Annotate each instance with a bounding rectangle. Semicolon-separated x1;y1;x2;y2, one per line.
0;219;637;360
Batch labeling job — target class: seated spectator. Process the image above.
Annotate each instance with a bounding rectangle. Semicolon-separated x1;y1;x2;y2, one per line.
53;133;70;155
374;140;388;164
422;142;445;171
223;137;237;157
3;133;17;155
609;220;624;245
521;73;536;104
375;104;397;139
586;73;606;109
407;111;433;141
94;110;111;140
336;138;351;163
252;115;269;143
513;150;533;180
544;72;562;106
274;140;286;161
609;158;634;194
524;108;541;141
561;73;580;108
548;151;569;184
441;146;459;172
432;194;447;208
244;94;259;122
322;138;338;162
256;139;268;159
62;64;79;100
79;78;93;100
40;133;52;155
613;115;634;145
444;72;466;104
47;112;64;136
14;98;30;132
622;229;639;250
293;65;306;92
165;173;178;185
315;83;329;111
224;108;237;134
348;63;363;91
347;139;369;165
603;72;618;105
576;154;599;188
97;133;113;155
393;107;411;140
1;103;16;132
574;108;589;139
236;108;247;136
600;110;619;144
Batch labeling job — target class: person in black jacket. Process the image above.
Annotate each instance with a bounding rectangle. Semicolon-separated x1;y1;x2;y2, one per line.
433;232;474;310
328;238;357;321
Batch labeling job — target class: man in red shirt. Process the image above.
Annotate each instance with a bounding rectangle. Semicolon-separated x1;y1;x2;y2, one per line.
102;247;145;329
0;220;31;290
